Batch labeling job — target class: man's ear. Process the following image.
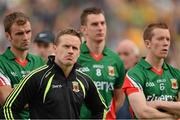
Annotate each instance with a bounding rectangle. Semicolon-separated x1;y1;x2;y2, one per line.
80;25;87;36
53;44;56;51
5;32;11;42
144;40;150;48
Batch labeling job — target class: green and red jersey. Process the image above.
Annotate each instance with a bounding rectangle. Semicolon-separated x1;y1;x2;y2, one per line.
78;42;125;118
0;47;45;119
122;58;180;117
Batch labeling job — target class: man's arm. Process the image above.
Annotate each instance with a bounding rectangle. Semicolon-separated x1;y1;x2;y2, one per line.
147;92;180;116
106;88;125;119
0;73;12;105
1;72;39;119
147;101;180;117
81;72;107;119
128;91;175;119
0;85;12;105
114;88;125;112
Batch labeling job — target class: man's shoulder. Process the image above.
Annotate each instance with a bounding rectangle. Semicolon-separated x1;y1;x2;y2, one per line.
27;64;50;79
76;69;92;84
104;47;123;61
127;63;144;77
104;47;118;56
28;53;43;59
27;53;45;63
165;63;180;77
0;52;8;60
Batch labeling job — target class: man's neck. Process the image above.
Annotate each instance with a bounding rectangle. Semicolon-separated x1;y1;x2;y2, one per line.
145;54;164;70
10;47;28;62
55;59;73;78
86;39;105;55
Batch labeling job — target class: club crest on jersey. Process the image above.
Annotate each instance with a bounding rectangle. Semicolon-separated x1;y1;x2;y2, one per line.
108;66;115;76
72;81;80;92
170;79;178;89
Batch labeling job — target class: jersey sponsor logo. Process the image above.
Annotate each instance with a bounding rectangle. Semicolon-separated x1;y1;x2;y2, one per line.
145;82;155;87
157;79;166;83
146;94;176;101
94;81;114;92
52;84;62;88
11;71;30;78
170;79;178;89
72;81;80;92
79;67;90;72
21;70;30;78
93;64;104;69
11;72;18;77
108;66;115;77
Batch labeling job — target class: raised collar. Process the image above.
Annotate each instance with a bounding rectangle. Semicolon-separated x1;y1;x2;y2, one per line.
53;60;77;79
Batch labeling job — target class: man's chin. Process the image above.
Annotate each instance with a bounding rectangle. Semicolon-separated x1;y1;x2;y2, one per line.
18;47;29;51
65;62;74;66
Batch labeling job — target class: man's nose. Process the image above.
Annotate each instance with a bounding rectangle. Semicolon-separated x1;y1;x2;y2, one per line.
68;47;73;54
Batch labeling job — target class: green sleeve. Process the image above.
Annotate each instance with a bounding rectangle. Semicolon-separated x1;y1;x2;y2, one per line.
114;56;125;89
126;67;145;90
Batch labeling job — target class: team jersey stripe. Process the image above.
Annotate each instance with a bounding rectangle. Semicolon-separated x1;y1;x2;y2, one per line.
103;109;107;119
3;65;48;119
43;74;55;103
122;75;142;95
0;72;10;86
77;78;86;98
126;74;142;90
0;77;6;86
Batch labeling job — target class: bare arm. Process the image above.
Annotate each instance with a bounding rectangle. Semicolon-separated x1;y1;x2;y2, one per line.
114;88;125;112
0;85;12;105
128;91;175;119
147;92;180;116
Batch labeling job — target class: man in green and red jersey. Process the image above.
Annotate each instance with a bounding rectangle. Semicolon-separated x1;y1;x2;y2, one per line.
78;7;125;119
122;22;180;119
0;12;45;119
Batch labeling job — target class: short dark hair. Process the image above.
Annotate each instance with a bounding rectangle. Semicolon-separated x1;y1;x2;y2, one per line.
4;12;30;33
143;22;169;41
55;28;82;45
80;7;104;25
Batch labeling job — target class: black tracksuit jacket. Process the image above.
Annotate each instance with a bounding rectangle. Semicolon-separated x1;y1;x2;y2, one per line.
0;59;106;119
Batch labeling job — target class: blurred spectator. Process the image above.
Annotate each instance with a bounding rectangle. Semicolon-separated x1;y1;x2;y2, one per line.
116;39;140;70
32;31;55;61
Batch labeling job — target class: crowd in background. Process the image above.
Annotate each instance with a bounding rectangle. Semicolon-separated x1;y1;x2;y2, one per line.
0;0;180;68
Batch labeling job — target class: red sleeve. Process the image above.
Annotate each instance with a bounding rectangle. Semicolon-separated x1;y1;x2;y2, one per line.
122;75;142;96
0;77;7;86
0;74;10;86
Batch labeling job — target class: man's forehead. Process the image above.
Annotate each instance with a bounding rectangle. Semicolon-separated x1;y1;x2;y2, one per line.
11;22;31;31
86;14;105;22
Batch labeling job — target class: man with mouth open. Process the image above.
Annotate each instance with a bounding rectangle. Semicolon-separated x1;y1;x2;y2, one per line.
122;22;180;119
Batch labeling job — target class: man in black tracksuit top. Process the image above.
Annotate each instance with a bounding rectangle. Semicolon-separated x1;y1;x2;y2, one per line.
0;28;106;119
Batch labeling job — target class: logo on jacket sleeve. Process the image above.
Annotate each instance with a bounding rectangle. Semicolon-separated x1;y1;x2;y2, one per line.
72;81;80;92
108;66;115;77
170;79;178;89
